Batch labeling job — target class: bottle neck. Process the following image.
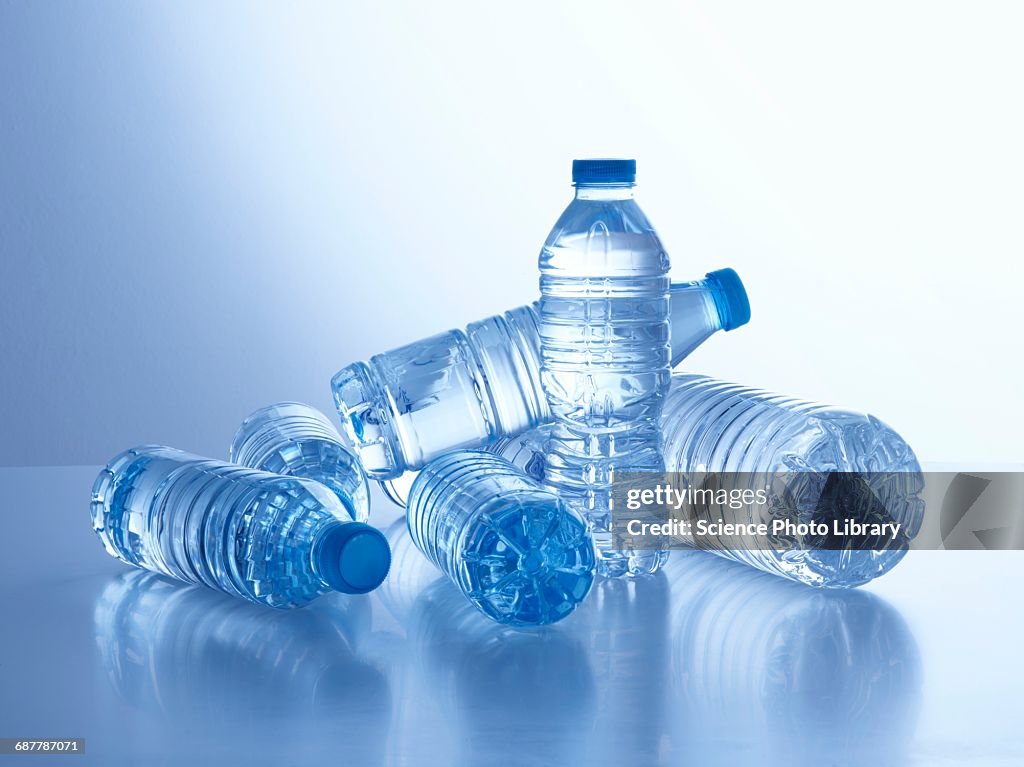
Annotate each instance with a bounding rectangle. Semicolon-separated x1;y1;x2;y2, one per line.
667;279;724;367
574;184;635;201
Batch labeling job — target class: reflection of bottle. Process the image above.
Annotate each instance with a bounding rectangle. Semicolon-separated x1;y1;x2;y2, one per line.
662;375;925;587
668;551;921;766
91;446;391;607
406;451;595;626
230;401;369;522
569;575;671;765
333;270;749;481
376;517;446;626
406;578;597;767
93;571;392;762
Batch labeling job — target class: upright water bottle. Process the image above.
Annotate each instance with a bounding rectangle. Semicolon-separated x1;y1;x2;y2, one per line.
332;269;749;481
539;158;672;578
405;450;595;626
661;375;925;587
91;446;391;608
229;402;369;522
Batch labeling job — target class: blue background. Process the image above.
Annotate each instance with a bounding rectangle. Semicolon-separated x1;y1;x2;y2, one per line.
2;1;1022;467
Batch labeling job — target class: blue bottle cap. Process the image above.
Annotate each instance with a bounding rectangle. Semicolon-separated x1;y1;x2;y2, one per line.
705;267;751;331
572;158;636;185
316;522;392;594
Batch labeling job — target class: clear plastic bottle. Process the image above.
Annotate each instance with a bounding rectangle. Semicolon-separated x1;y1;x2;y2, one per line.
229;401;369;522
375;268;749;508
333;269;748;481
405;450;595;626
91;446;391;608
661;375;925;587
538;158;671;579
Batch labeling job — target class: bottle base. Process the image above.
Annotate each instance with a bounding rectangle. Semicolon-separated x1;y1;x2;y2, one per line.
459;500;595;627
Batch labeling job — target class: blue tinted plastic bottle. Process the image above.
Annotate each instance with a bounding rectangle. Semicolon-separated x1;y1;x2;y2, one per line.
336;268;749;489
91;447;391;607
229;402;369;522
661;375;925;587
538;159;671;578
405;450;595;626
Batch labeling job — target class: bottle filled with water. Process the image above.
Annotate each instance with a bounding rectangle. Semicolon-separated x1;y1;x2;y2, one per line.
332;269;749;482
230;401;369;522
539;158;672;578
661;375;925;587
375;269;750;508
91;446;391;607
405;450;595;626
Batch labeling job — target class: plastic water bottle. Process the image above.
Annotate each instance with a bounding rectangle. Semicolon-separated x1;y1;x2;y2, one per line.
661;375;925;587
667;550;920;763
405;450;595;626
332;269;748;482
372;268;749;508
538;158;671;579
91;446;392;607
229;401;369;522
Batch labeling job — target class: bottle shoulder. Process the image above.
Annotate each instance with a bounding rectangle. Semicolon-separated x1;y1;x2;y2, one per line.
544;197;661;244
539;198;670;275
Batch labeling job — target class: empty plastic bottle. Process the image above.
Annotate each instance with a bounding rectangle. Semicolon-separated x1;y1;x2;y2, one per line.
406;450;595;626
333;269;749;482
91;446;391;608
538;158;671;579
661;375;925;587
229;401;369;522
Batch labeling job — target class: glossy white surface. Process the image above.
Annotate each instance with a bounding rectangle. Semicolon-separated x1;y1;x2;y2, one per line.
0;467;1021;765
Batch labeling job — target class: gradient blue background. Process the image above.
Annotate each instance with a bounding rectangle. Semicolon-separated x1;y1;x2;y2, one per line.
2;1;1022;467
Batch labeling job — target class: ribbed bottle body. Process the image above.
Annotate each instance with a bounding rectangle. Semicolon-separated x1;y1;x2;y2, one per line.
661;375;924;587
538;185;672;578
230;401;369;522
332;305;545;479
406;450;594;626
91;446;381;607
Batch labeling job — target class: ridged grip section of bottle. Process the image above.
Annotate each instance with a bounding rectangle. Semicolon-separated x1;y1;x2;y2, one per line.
661;376;925;587
332;307;546;480
91;446;358;608
538;198;672;579
230;402;369;522
406;450;595;626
